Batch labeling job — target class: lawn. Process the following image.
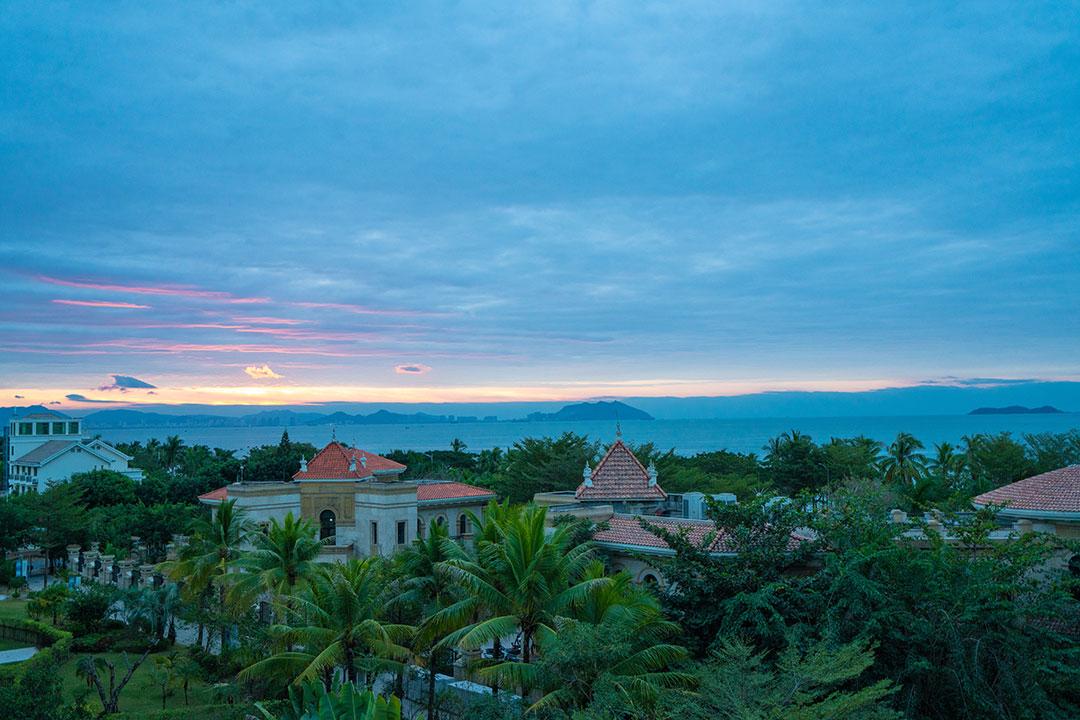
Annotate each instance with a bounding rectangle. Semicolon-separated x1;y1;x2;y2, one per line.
0;599;29;622
59;650;222;715
0;637;33;651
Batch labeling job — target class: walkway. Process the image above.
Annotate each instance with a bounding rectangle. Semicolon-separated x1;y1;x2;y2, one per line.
0;647;37;664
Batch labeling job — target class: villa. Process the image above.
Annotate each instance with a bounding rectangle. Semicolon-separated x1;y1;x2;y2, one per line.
534;437;746;585
3;409;143;495
199;439;496;561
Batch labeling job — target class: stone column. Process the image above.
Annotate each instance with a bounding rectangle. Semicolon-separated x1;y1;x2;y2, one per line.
99;555;115;585
89;541;101;554
117;560;136;590
82;550;100;581
890;509;907;524
165;542;177;561
66;545;81;574
139;564;155;588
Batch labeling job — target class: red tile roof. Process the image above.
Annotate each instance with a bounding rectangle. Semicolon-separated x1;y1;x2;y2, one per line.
417;481;496;502
292;441;406;481
576;439;666;501
198;486;228;503
972;465;1080;515
593;514;807;554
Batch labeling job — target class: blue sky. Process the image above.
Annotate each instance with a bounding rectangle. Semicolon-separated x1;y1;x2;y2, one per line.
1;2;1078;407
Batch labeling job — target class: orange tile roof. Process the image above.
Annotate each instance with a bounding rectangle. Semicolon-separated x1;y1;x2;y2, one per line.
973;465;1080;515
593;514;808;553
576;439;667;501
292;441;405;481
417;481;496;502
198;486;228;502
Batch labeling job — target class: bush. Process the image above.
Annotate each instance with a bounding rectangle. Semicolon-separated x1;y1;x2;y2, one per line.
63;584;118;636
112;702;271;720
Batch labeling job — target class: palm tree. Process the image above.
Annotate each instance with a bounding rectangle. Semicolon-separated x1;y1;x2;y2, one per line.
162;435;185;473
929;442;964;488
160;499;251;654
241;558;411;687
435;506;606;672
881;432;927;487
228;512;324;617
394;521;462;720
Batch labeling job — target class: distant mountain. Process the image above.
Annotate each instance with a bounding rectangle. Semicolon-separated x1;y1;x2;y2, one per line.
525;401;653;422
80;407;482;429
969;405;1064;415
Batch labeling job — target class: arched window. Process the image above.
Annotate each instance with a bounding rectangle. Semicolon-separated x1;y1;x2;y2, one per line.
319;509;336;542
457;514;469;537
417;518;424;539
641;573;659;587
435;515;447;528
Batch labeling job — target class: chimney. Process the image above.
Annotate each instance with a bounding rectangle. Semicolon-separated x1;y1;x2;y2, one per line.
299;455;308;473
582;463;593;487
648;463;658;487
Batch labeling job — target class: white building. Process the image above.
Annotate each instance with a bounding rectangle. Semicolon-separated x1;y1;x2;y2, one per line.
4;410;143;495
199;439;495;561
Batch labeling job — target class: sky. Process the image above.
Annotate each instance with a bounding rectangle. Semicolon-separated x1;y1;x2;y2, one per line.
1;2;1079;409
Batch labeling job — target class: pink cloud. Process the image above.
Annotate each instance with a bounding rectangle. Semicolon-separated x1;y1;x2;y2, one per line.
52;299;151;309
231;316;308;325
38;275;269;304
292;301;437;317
244;364;283;379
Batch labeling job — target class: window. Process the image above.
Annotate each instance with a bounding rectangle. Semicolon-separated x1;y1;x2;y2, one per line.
370;521;379;546
417;518;424;539
435;515;447;527
68;422;79;434
52;422;65;434
397;520;406;545
457;514;469;537
319;510;336;542
18;423;31;435
35;423;49;435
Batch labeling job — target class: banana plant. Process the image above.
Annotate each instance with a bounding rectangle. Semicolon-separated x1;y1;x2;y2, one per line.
257;680;402;720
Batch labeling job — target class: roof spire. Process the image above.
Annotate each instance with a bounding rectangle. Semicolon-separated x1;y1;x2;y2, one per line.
615;420;622;439
299;454;308;473
331;425;337;442
348;454;357;473
583;463;593;487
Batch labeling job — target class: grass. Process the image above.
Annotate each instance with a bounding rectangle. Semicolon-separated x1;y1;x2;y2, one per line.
0;599;29;621
60;650;222;715
0;637;33;651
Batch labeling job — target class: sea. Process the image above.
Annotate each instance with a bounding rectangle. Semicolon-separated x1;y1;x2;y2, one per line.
89;414;1080;457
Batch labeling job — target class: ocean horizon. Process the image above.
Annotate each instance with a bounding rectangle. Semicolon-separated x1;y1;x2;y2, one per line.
87;413;1080;457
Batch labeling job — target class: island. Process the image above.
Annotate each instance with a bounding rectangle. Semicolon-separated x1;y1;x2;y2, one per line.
525;400;653;422
968;405;1064;415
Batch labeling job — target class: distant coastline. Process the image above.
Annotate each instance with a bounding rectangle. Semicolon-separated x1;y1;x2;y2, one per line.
968;405;1064;416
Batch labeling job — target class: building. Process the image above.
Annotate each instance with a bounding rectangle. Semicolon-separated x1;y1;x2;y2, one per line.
199;439;496;561
534;436;768;585
4;410;142;495
972;465;1080;539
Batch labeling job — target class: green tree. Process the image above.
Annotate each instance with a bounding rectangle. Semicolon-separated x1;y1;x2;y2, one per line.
27;582;70;625
31;482;86;585
497;433;600;503
437;505;605;676
242;558;410;687
881;432;927;487
228;512;323;616
69;469;137;508
763;430;828;497
653;637;901;720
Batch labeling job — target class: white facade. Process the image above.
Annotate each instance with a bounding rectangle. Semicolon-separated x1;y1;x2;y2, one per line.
4;411;142;495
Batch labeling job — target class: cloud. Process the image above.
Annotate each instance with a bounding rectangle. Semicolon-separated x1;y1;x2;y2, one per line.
65;394;121;404
395;363;432;375
245;364;283;379
53;299;151;309
14;394;24;399
98;374;158;391
38;275;268;304
47;401;62;405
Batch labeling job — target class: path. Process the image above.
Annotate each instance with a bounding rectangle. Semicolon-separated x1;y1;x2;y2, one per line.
0;647;37;664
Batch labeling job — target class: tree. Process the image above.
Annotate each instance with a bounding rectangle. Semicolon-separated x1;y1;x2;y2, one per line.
652;637;901;720
228;512;323;616
881;432;927;487
32;482;86;585
69;469;137;508
162;435;185;473
27;582;70;625
497;433;600;503
241;558;410;686
394;520;462;720
437;505;606;685
160;498;251;655
763;430;828;497
147;653;176;710
257;679;402;720
77;647;156;715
